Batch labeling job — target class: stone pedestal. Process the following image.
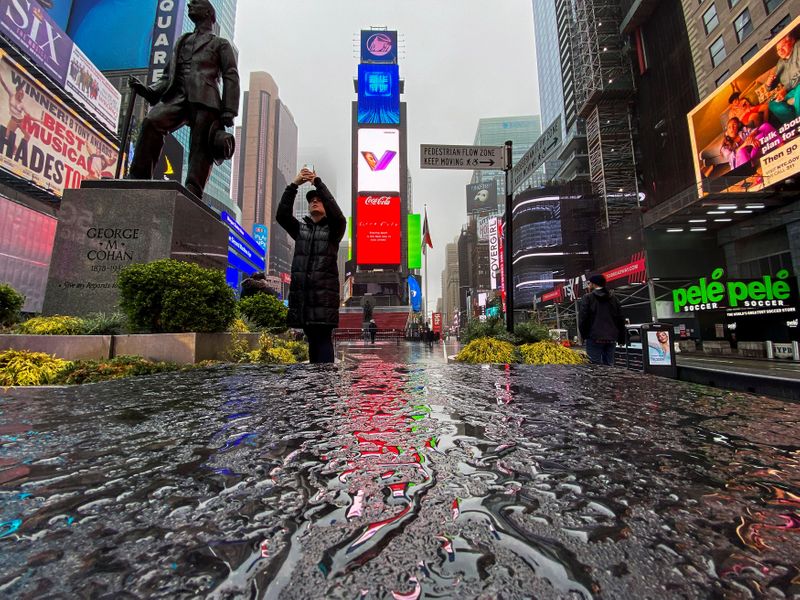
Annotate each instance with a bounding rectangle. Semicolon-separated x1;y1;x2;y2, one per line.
43;181;228;316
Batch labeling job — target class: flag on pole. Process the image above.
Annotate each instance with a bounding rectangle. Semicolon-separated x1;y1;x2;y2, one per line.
421;208;433;254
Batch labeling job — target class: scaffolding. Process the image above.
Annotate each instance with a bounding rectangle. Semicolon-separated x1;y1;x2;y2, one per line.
572;0;639;228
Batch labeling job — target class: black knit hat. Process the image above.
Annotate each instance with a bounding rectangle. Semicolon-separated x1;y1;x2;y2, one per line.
306;189;321;202
589;274;606;287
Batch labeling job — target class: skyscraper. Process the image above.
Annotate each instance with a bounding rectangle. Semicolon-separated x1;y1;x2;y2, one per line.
269;100;299;278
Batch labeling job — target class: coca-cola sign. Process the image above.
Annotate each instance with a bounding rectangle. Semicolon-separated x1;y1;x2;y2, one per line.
356;194;401;266
364;196;392;206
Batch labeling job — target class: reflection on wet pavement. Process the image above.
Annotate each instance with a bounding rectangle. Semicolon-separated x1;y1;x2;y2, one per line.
0;359;798;598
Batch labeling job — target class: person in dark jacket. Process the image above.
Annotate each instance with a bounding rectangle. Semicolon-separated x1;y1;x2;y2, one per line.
276;168;346;363
578;274;626;366
240;272;271;298
368;319;378;344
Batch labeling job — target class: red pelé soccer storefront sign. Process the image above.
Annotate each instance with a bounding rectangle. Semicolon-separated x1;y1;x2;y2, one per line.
356;194;401;265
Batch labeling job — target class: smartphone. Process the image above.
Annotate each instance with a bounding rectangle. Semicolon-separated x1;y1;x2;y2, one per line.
303;163;315;172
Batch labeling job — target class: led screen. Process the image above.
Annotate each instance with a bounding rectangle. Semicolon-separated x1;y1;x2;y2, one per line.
360;30;397;64
358;64;400;124
356;194;401;266
357;128;400;192
407;213;421;269
688;15;800;193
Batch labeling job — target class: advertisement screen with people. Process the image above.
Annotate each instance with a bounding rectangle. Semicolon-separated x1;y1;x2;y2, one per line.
689;16;800;194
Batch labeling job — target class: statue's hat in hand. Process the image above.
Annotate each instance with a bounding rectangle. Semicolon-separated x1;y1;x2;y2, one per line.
210;122;235;166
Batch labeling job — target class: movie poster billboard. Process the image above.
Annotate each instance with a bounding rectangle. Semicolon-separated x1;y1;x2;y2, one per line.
358;63;400;125
356;194;401;266
688;15;800;194
466;179;497;214
0;49;118;198
357;128;400;192
0;0;121;132
360;30;397;64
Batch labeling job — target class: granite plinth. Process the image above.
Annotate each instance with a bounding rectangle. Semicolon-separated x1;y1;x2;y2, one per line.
42;181;228;316
113;332;261;364
0;334;111;360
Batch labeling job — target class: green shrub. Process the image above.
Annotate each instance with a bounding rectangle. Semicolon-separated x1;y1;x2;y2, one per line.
460;317;510;344
16;315;85;335
520;341;587;365
229;318;250;333
514;320;550;344
455;337;517;364
54;355;181;385
0;350;71;386
0;283;24;327
250;333;306;364
118;260;236;333
81;313;127;335
238;294;288;332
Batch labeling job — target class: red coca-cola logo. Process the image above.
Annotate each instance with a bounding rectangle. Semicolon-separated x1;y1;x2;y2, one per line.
364;196;393;206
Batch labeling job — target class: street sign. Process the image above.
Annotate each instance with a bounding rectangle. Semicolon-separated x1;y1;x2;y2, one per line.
420;144;507;170
512;116;561;192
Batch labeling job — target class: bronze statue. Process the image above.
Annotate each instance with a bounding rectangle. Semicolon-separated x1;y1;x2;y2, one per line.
128;0;239;198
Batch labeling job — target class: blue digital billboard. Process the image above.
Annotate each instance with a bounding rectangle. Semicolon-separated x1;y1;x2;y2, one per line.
42;0;160;71
358;64;400;125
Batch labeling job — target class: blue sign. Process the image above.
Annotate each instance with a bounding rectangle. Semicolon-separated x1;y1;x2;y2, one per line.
360;30;398;64
228;234;265;271
228;251;260;277
408;276;422;313
252;224;268;250
147;0;185;86
358;64;400;125
221;211;264;257
66;0;159;71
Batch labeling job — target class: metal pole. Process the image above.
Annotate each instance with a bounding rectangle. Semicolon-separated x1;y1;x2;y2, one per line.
424;206;429;325
647;278;658;323
504;140;514;333
114;88;138;179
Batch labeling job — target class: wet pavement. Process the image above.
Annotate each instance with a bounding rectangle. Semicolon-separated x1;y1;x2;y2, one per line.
1;347;799;599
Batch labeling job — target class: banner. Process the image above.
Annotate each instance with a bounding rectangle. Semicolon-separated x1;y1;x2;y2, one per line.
252;224;268;251
488;217;499;290
0;50;117;198
432;312;442;333
466;179;497;214
356;194;401;265
408;275;421;312
147;0;185;86
0;0;121;133
477;214;498;240
407;213;421;269
688;15;800;194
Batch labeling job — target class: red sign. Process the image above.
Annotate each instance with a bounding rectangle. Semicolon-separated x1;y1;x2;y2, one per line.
432;312;442;333
603;252;647;285
356;194;401;265
542;287;563;302
280;272;291;284
497;219;506;312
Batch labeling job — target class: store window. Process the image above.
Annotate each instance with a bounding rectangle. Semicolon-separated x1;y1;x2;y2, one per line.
764;0;786;15
703;4;719;34
734;9;753;42
710;36;727;67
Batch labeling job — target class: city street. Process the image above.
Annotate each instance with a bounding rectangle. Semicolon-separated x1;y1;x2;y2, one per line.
1;357;799;598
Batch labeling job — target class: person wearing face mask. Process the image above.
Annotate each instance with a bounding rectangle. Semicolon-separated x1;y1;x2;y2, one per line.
276;168;346;363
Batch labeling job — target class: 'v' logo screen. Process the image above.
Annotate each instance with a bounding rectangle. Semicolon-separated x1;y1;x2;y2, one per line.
358;128;400;192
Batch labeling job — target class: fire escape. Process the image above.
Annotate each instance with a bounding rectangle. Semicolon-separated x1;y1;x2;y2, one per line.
572;0;639;229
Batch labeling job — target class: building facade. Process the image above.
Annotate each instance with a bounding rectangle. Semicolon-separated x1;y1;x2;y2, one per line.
269;101;299;279
442;242;460;330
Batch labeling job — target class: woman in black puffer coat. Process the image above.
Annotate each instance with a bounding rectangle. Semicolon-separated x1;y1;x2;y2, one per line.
276;169;346;363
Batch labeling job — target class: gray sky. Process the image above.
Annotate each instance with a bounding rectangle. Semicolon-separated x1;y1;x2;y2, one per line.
234;0;540;312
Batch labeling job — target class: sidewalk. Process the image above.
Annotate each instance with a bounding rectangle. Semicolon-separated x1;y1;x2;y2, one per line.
335;339;451;365
677;353;800;382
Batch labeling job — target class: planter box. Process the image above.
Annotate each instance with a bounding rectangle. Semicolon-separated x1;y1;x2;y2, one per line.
0;335;112;361
112;333;261;364
739;341;766;359
702;341;732;356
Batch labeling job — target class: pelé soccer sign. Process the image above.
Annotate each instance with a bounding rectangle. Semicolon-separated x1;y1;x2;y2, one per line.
672;268;796;316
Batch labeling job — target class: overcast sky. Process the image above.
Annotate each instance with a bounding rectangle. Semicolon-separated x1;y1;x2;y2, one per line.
234;0;540;312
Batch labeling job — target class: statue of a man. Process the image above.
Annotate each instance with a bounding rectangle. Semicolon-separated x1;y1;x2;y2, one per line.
128;0;239;198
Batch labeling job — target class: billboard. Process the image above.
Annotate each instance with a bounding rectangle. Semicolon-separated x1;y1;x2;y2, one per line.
407;213;421;269
358;63;400;125
0;0;120;132
488;217;500;290
357;128;400;191
356;194;401;266
64;0;159;71
688;16;800;193
0;49;117;198
360;30;397;64
252;224;268;250
147;0;185;86
466;179;498;214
